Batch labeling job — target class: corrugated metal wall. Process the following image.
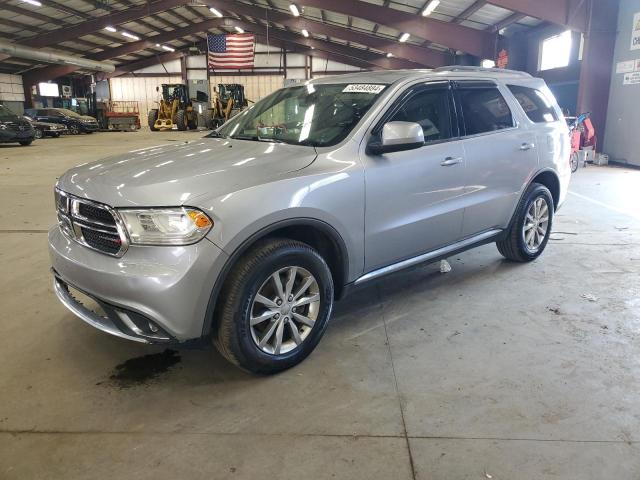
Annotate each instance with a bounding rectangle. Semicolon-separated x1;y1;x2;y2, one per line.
109;75;182;126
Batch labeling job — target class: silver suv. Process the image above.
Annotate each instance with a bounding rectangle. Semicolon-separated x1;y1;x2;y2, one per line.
49;67;571;373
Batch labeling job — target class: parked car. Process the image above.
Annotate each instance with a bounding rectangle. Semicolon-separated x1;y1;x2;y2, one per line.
23;116;67;138
24;107;98;134
0;105;36;146
49;67;571;373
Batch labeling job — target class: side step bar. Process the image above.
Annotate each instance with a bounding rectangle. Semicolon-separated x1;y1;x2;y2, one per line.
354;229;502;285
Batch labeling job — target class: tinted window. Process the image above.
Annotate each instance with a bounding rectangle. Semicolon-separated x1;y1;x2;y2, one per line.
458;87;514;135
389;88;452;143
508;85;558;123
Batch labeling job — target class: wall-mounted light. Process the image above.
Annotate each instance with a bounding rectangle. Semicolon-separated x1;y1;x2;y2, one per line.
289;3;300;16
104;26;117;33
209;7;223;18
162;45;175;52
234;26;244;33
399;32;410;43
301;29;309;37
121;31;140;40
422;0;440;16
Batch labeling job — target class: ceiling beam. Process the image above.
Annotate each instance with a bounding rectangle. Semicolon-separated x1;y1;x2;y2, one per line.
201;0;450;67
489;12;526;32
20;0;187;48
101;51;185;79
485;0;588;31
0;4;58;24
297;0;496;58
453;1;486;24
235;20;418;70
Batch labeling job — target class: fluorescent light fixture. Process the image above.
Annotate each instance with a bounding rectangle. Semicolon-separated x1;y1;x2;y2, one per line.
21;0;42;6
209;7;223;17
234;26;244;33
104;26;117;33
301;29;309;37
386;52;394;58
399;32;410;43
289;3;300;16
121;31;140;40
422;0;440;16
310;46;315;49
481;59;496;68
155;43;161;47
161;45;175;52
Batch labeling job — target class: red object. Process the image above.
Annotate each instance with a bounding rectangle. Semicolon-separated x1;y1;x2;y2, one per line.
582;118;596;149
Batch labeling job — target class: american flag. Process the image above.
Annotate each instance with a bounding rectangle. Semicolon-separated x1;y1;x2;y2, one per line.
207;33;255;70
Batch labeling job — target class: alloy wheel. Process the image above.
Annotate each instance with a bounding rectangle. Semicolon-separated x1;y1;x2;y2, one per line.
249;266;320;355
523;197;549;252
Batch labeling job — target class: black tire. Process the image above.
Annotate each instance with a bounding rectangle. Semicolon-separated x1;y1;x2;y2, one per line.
188;111;198;130
214;238;334;374
52;133;60;138
570;152;579;173
34;129;43;139
148;109;159;131
69;124;80;135
19;140;33;146
175;109;187;131
497;183;554;262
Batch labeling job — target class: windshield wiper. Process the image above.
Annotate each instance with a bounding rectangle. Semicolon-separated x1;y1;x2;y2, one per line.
230;134;259;141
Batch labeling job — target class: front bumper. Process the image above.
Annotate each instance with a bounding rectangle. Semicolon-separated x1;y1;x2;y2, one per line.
0;129;35;142
49;226;229;342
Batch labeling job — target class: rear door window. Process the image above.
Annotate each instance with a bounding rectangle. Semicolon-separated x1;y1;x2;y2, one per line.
507;85;558;123
456;84;514;136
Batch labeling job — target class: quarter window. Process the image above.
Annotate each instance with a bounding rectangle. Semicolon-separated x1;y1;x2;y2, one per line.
457;87;514;135
388;88;452;143
507;85;558;123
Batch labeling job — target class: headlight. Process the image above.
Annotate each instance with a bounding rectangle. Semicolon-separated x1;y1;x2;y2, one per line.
117;207;213;245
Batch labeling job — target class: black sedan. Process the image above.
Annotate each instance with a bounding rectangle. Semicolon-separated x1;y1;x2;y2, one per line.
24;116;67;138
24;107;99;134
0;105;36;146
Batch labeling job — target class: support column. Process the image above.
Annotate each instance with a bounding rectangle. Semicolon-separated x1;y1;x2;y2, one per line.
576;0;620;145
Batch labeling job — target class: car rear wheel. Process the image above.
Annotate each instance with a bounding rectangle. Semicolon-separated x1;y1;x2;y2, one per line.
69;124;80;135
34;129;43;139
214;238;334;374
496;183;554;262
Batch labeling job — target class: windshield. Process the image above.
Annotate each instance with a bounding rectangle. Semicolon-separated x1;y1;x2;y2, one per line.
218;83;388;147
59;108;81;117
0;105;18;121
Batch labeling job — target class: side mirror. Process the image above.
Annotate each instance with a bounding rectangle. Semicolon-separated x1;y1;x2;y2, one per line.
367;121;424;155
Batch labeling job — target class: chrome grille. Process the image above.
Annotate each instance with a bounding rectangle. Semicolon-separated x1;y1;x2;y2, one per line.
54;189;128;257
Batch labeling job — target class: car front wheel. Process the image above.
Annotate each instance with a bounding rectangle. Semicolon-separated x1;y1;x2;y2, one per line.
214;238;334;374
497;183;554;262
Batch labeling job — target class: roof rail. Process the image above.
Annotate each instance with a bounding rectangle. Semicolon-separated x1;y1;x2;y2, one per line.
432;66;532;78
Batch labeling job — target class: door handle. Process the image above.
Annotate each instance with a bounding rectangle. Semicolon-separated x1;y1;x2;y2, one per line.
440;156;463;166
519;142;535;151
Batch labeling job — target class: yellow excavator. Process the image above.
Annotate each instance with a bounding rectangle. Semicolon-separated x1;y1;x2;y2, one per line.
148;84;198;131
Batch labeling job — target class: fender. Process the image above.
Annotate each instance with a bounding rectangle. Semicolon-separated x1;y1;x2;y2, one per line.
201;217;350;337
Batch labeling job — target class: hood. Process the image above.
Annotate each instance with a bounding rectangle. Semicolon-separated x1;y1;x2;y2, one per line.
79;115;97;122
57;137;317;207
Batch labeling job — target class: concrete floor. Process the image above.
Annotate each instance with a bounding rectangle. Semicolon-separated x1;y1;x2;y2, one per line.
1;131;639;479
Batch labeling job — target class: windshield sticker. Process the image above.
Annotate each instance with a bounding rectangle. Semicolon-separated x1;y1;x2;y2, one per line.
342;84;385;94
